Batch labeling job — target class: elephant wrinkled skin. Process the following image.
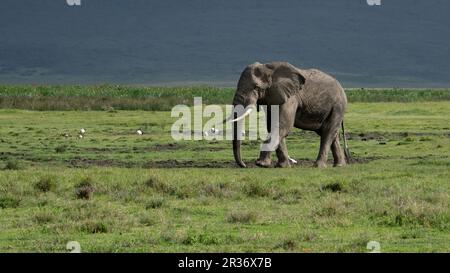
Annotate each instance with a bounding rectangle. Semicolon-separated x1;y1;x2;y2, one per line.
231;61;350;168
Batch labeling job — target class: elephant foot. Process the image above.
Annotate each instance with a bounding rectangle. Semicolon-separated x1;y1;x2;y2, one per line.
314;160;327;168
333;161;346;167
275;160;291;168
256;158;272;168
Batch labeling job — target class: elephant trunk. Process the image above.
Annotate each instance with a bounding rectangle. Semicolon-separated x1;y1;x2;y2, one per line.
232;112;246;168
232;94;247;168
231;90;259;168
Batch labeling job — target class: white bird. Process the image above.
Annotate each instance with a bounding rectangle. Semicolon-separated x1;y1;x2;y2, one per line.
205;127;220;137
80;128;86;135
136;129;143;135
210;127;220;135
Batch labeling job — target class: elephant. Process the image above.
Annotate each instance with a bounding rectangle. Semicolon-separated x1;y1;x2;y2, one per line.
229;61;351;168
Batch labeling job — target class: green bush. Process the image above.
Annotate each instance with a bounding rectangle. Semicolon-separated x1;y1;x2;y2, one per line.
35;176;57;192
75;177;95;200
3;159;24;170
0;196;21;209
227;211;257;224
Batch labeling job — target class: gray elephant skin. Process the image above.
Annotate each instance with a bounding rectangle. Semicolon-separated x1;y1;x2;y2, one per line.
231;61;351;168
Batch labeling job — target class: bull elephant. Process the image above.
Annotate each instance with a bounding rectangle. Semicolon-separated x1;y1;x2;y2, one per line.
229;61;351;168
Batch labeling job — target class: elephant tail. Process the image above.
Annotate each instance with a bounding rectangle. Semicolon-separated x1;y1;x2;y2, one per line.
341;120;352;163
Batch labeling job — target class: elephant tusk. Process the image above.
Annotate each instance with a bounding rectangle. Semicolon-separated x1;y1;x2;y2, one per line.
229;108;253;123
288;157;298;164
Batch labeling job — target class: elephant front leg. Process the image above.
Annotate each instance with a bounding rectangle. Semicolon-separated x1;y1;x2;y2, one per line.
257;100;297;168
256;104;273;167
256;150;272;167
275;137;291;168
256;130;280;167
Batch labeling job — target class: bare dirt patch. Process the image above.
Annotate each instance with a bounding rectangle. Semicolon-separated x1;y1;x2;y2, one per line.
153;143;184;151
67;157;136;168
346;132;448;141
66;157;377;169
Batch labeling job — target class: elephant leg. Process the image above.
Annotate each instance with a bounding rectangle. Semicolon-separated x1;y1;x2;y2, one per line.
331;133;346;167
275;100;297;168
275;137;290;168
258;130;290;168
256;105;273;167
315;113;341;168
256;100;297;168
315;132;334;168
256;150;272;167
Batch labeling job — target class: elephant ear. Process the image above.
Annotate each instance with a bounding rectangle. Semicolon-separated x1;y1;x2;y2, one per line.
266;64;305;105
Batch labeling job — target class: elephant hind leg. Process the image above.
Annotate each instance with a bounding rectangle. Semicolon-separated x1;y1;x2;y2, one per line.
315;132;333;168
315;113;342;168
331;134;346;167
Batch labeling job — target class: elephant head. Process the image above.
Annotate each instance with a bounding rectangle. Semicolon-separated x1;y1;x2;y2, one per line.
231;62;306;167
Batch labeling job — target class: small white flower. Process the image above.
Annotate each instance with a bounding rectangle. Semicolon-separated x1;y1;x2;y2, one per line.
80;128;86;135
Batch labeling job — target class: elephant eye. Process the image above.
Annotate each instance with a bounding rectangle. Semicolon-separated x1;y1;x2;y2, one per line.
254;86;265;97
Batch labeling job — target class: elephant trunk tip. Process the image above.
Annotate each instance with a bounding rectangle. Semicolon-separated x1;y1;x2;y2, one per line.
232;129;246;168
237;159;247;168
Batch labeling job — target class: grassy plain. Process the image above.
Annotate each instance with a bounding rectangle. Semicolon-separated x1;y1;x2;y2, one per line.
0;86;449;252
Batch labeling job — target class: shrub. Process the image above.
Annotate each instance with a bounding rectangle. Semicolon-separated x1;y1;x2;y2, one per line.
274;188;302;204
182;232;222;245
55;145;67;153
81;221;108;233
321;182;344;193
243;182;272;197
145;197;164;209
35;176;57;192
276;239;297;250
175;186;196;199
3;159;23;170
201;182;231;198
75;177;95;200
144;176;176;195
0;196;21;209
33;211;54;224
227;211;257;224
139;215;155;226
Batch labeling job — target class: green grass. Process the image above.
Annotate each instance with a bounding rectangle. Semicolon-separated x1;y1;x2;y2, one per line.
0;85;234;111
0;89;449;252
0;85;449;111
